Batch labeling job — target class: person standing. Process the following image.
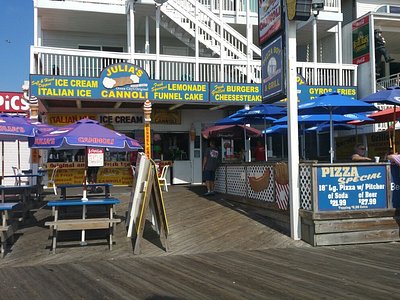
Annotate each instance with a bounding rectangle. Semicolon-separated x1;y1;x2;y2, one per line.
87;166;100;193
254;140;265;161
203;140;220;196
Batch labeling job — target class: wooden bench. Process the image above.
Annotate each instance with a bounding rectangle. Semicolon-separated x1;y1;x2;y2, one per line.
0;203;19;258
45;198;120;253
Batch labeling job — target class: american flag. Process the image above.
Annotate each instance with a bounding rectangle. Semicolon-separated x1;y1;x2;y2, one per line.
276;182;289;210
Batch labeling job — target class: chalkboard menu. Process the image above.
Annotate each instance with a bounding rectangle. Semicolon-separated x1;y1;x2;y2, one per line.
317;165;387;211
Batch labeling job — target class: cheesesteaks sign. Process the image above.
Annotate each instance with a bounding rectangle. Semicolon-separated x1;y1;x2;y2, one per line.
317;165;387;211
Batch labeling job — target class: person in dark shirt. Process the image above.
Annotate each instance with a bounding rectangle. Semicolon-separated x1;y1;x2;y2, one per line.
202;140;219;196
87;166;100;193
375;29;394;75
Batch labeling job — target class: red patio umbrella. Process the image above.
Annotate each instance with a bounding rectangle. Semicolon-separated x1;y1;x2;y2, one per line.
349;107;400;125
348;107;400;147
202;125;262;139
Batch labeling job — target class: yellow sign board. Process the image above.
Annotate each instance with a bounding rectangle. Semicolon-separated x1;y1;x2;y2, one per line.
144;123;151;159
47;113;97;126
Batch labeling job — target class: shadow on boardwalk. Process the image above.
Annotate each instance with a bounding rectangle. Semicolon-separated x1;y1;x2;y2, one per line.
0;185;399;299
0;185;307;268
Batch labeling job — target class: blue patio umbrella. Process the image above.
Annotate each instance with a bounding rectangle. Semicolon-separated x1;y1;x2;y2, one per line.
297;92;377;163
237;104;286;160
29;118;143;199
215;116;276;126
0;114;57;176
262;124;288;135
306;123;354;132
238;104;286;118
275;112;373;162
360;86;400;151
262;125;288;158
274;113;371;124
214;110;276;161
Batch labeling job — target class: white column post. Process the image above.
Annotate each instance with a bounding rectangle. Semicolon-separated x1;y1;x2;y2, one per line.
155;4;161;80
312;17;318;84
287;20;301;240
128;2;135;63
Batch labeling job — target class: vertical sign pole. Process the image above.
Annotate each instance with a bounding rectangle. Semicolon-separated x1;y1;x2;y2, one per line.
143;100;152;159
287;19;301;240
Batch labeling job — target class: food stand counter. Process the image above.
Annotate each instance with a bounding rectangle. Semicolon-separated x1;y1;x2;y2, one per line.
44;161;133;186
215;161;400;246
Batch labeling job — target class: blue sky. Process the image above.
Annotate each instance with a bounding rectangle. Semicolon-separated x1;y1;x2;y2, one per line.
0;1;33;92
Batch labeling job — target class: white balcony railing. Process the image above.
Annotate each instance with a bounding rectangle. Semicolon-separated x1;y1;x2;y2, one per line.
296;62;357;86
32;46;357;86
48;0;125;5
48;0;340;15
377;73;400;89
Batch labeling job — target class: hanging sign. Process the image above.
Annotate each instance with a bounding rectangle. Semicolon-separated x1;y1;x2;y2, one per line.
87;147;104;167
259;0;282;45
352;15;370;65
262;35;286;104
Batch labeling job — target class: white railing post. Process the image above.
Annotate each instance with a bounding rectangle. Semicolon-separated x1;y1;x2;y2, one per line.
156;4;161;80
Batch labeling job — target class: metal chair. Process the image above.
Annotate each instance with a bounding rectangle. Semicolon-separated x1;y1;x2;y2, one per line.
12;167;29;186
47;166;59;195
158;165;169;192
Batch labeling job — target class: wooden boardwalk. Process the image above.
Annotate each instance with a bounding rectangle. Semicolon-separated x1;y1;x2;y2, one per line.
0;185;399;299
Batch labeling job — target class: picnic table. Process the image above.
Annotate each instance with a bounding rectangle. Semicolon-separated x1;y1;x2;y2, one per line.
45;198;121;253
0;202;19;257
58;183;112;200
0;174;44;200
0;185;39;222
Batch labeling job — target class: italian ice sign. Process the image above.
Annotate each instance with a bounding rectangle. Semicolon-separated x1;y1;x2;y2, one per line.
317;165;387;211
30;63;150;101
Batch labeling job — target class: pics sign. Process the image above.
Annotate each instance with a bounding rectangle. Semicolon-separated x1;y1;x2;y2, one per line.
352;15;370;65
317;165;387;211
0;92;29;112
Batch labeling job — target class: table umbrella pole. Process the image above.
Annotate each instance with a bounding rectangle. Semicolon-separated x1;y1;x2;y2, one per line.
394;105;396;153
1;141;4;178
17;141;20;169
330;110;334;163
264;118;267;161
82;146;88;201
244;125;248;162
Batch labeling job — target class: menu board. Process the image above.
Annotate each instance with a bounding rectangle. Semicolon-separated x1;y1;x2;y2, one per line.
87;147;104;167
317;165;387;211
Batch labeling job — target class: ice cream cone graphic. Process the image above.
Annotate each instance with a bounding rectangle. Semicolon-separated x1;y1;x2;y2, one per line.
143;100;152;123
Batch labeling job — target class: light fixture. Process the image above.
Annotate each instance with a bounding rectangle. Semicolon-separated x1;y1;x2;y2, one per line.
154;0;168;6
311;0;324;17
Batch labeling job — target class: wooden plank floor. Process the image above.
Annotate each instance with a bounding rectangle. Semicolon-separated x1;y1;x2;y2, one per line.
0;185;399;298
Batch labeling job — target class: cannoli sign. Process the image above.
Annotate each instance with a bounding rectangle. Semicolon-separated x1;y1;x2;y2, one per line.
30;63;150;101
30;63;209;103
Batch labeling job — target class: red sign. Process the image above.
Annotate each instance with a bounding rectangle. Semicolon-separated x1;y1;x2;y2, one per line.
0;92;29;112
